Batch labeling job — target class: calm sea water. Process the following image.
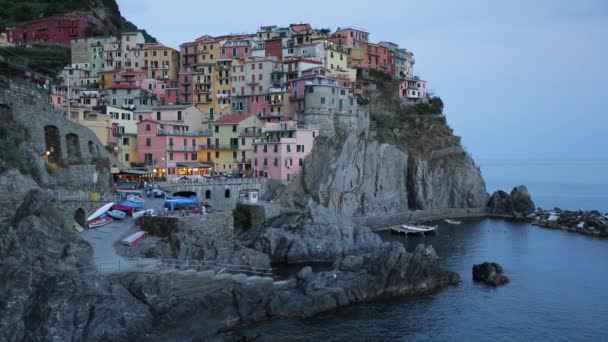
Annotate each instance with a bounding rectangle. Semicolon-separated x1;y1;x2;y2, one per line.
238;160;608;341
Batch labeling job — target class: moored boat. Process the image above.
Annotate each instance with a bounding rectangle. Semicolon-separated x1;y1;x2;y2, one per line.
86;202;115;222
119;200;143;209
107;210;127;220
392;224;437;235
133;208;155;219
126;194;144;203
444;219;462;225
112;204;135;215
164;196;200;210
88;216;114;228
121;231;148;246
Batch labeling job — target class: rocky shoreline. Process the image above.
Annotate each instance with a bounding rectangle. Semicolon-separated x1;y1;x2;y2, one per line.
528;208;608;237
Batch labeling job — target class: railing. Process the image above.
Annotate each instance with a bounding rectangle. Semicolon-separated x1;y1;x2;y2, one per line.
216;93;230;98
41;189;123;203
158;129;212;137
168;145;203;152
157;177;269;187
213;144;239;150
234;158;252;164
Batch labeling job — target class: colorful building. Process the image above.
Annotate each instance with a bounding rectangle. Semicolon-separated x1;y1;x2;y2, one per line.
251;121;319;180
143;44;180;81
6;14;102;46
399;77;428;105
210;114;264;174
136;120;213;179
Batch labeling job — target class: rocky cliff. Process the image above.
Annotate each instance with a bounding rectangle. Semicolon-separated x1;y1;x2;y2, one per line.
303;83;488;220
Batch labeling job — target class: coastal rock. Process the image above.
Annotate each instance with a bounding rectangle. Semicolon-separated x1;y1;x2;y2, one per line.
251;202;383;264
487;185;535;217
0;168;38;193
472;262;509;287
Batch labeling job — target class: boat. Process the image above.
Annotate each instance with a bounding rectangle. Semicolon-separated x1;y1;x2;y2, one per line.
88;216;114;228
119;200;143;210
107;210;127;220
444;219;462;225
121;231;148;246
133;208;155;219
112;204;135;215
164;196;200;210
126;194;145;203
86;202;115;222
392;224;437;235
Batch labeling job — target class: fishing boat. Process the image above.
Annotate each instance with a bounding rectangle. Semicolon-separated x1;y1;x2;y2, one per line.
112;204;135;215
164;196;200;210
119;200;143;210
121;231;148;246
133;208;155;219
86;202;115;222
107;210;127;220
88;216;114;228
392;224;437;235
444;219;462;225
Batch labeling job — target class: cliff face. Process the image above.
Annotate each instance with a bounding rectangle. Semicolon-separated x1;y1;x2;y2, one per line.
304;86;488;219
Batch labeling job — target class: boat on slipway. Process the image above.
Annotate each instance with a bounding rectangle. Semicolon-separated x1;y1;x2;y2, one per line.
88;215;114;228
444;219;462;225
392;224;437;235
133;208;155;220
107;210;127;220
86;202;115;222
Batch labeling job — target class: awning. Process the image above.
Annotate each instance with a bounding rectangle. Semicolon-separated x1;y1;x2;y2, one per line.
176;162;213;168
118;170;153;175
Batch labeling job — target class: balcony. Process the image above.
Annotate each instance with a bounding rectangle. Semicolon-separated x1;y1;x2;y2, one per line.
150;64;158;69
239;130;262;137
196;97;213;103
162;65;169;70
213;144;239;150
216;93;230;99
246;80;259;85
158;129;212;137
196;87;212;94
196;78;212;84
234;158;252;164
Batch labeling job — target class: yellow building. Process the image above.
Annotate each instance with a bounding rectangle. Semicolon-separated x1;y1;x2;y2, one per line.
143;44;180;81
204;114;264;173
66;106;112;146
323;41;348;71
98;70;115;90
117;133;139;166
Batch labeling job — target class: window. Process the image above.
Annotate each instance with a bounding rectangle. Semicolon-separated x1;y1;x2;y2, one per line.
287;145;291;152
191;153;197;160
163;50;167;56
321;97;326;105
146;138;151;146
254;145;258;152
185;153;189;160
232;125;237;132
254;158;258;166
125;153;130;162
339;99;343;109
299;158;303;166
177;111;182;120
215;151;220;158
263;145;267;153
273;158;278;166
273;145;278;153
308;86;314;93
225;189;230;198
233;151;237;158
169;152;173;160
145;124;151;131
263;158;268;166
215;126;219;133
157;112;161;120
205;190;211;199
122;137;129;146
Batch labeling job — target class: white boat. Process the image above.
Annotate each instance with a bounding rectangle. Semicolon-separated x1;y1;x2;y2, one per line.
132;208;155;219
392;224;437;235
86;202;115;222
444;219;462;225
126;194;145;203
121;231;148;246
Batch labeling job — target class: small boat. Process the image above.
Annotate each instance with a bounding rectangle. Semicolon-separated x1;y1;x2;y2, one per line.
86;202;115;222
121;231;148;246
112;204;135;215
392;224;437;235
107;210;127;220
126;194;145;203
133;208;155;219
88;216;114;228
119;200;143;210
444;219;462;225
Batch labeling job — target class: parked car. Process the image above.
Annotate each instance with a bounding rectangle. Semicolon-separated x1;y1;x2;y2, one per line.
116;181;140;190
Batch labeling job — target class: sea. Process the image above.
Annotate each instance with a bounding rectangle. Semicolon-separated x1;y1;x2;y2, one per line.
237;159;608;341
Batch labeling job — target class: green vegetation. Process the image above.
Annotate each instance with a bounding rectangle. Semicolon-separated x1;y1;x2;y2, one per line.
0;0;156;43
233;209;251;229
0;46;70;75
400;97;444;115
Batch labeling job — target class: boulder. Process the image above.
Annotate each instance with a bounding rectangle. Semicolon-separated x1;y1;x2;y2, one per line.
487;190;512;215
472;262;509;287
510;185;535;215
487;185;535;217
0;168;38;193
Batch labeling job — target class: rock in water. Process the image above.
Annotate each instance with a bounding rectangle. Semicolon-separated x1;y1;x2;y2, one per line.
472;262;509;287
510;185;535;216
487;190;512;215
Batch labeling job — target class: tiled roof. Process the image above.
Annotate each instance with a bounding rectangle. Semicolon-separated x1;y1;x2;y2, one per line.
213;114;254;125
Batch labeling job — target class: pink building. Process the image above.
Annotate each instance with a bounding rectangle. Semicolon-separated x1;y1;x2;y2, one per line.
221;39;252;59
330;27;369;49
399;77;428;105
290;67;337;116
6;14;102;46
136;119;213;179
251;121;319;181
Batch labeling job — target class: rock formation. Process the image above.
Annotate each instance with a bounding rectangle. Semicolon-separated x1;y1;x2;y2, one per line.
487;185;536;217
472;262;509;287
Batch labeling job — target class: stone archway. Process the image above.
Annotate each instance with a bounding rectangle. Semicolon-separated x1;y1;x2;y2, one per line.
43;125;62;163
65;133;82;163
74;208;86;228
88;140;96;156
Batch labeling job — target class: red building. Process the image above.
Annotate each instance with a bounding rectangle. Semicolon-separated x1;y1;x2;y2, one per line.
265;38;283;60
6;14;102;46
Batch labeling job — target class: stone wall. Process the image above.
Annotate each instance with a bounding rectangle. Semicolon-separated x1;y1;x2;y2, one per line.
302;108;369;138
138;211;234;241
159;179;271;211
235;202;281;229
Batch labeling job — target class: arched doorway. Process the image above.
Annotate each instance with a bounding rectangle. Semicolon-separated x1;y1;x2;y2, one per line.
88;141;95;156
65;133;82;163
225;189;230;198
205;190;211;199
74;208;86;228
43;125;62;163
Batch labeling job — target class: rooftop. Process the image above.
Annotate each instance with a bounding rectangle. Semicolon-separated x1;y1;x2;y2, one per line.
213;113;254;125
151;104;192;111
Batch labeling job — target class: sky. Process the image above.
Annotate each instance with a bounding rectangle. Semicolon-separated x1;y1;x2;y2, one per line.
117;0;608;160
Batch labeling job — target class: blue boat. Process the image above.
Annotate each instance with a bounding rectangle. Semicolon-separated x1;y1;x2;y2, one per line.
119;200;143;209
164;196;200;210
107;210;127;220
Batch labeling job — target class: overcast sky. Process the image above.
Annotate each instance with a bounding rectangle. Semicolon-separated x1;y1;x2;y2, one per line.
117;0;608;160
